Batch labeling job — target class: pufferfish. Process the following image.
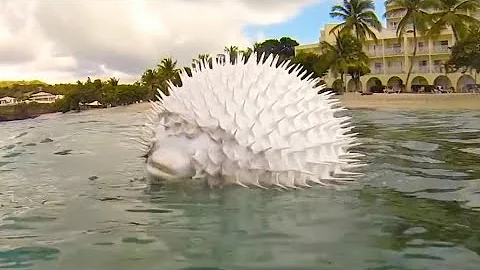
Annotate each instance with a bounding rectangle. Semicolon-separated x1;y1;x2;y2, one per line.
136;53;365;189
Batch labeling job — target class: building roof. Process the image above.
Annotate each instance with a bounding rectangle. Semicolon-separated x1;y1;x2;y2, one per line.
30;91;55;97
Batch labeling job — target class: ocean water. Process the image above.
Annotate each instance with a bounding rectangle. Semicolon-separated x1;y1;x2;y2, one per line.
0;105;480;270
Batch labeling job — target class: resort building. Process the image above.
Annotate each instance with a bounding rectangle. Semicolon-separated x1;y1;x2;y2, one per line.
295;2;480;93
28;91;64;104
0;96;18;106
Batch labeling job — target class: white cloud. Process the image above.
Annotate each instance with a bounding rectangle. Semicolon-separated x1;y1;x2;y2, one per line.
0;0;324;84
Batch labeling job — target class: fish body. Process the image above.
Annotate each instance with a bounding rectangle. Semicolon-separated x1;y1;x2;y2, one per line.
138;53;364;189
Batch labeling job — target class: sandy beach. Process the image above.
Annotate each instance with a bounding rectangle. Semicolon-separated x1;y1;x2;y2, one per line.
123;92;480;113
338;92;480;110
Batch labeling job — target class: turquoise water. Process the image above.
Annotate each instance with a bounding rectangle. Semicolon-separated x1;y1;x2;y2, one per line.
1;105;480;270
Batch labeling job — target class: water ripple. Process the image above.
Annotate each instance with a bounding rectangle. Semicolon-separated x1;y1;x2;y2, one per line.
0;107;479;269
0;246;60;269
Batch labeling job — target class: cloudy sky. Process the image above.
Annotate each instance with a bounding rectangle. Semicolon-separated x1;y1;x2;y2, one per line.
0;0;386;84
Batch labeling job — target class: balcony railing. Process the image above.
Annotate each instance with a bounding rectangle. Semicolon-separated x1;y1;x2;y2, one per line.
371;68;384;74
411;46;429;54
367;49;383;57
413;66;429;73
384;48;404;55
432;65;445;73
433;45;449;53
386;67;404;73
387;10;407;19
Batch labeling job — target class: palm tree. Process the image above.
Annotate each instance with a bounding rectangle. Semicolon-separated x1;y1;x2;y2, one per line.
157;57;181;95
239;47;253;63
224;45;239;64
428;0;480;42
107;77;119;86
330;0;383;42
253;42;261;53
140;69;158;99
384;0;434;91
192;54;212;71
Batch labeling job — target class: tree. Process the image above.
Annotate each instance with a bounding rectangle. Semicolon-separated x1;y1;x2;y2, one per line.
255;37;299;63
107;77;119;86
347;61;371;92
290;51;329;80
447;26;480;73
224;45;239;64
330;0;383;42
428;0;480;42
140;69;158;99
55;77;150;112
278;37;300;58
239;47;253;63
192;54;212;71
385;0;434;91
320;33;369;92
156;57;181;96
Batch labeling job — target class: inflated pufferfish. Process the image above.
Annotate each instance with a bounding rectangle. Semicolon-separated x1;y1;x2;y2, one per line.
137;53;365;189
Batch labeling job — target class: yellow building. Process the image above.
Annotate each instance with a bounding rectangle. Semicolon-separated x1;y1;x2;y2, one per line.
295;2;480;93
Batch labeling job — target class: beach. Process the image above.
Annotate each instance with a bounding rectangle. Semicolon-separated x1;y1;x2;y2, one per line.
121;92;480;114
20;92;477;121
338;92;480;110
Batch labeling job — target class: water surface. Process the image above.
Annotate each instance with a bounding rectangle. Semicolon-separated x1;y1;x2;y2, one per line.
1;105;480;270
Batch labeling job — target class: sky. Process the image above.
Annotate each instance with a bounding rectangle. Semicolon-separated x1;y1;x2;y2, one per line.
0;0;387;84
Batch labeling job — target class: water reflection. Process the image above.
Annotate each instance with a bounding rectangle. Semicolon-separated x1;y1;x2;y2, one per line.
0;246;60;268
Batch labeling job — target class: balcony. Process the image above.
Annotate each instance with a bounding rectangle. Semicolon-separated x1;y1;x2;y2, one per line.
367;49;383;57
387;10;407;19
386;66;404;73
433;45;450;53
371;68;384;74
432;65;445;73
413;66;429;73
388;25;398;32
411;46;429;54
384;47;404;56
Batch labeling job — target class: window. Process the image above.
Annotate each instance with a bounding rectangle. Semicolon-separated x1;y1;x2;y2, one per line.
390;21;398;30
392;43;402;53
420;60;427;66
388;61;402;67
440;40;448;46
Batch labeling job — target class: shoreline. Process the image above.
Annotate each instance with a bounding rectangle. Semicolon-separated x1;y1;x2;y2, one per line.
2;92;480;122
110;93;480;113
337;93;480;111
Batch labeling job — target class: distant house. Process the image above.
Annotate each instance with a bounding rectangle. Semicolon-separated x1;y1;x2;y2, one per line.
28;91;64;104
0;96;17;106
